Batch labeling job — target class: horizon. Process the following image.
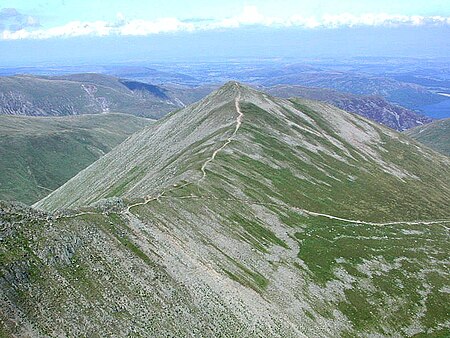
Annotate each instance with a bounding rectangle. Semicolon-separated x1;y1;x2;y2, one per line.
1;1;450;65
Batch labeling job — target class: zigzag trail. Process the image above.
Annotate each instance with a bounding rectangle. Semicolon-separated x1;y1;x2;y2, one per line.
43;83;450;227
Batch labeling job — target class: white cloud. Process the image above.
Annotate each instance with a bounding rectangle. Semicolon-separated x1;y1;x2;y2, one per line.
119;18;194;35
1;6;449;40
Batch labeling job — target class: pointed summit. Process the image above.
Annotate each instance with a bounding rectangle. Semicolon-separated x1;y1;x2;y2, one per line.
213;81;257;99
37;85;450;223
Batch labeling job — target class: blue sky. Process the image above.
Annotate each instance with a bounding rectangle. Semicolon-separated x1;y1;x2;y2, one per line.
0;1;449;65
4;0;450;25
2;0;450;39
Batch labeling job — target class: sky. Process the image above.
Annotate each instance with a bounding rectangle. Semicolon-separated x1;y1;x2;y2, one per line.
0;0;449;65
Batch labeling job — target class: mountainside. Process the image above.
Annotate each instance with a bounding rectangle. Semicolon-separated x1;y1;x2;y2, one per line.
37;82;450;219
405;118;450;156
2;83;450;337
0;74;183;118
266;85;432;131
0;113;153;204
259;71;445;113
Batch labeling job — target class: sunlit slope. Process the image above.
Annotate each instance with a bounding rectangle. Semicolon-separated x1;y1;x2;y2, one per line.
2;82;450;337
0;113;153;204
36;83;450;222
0;74;181;118
405;118;450;156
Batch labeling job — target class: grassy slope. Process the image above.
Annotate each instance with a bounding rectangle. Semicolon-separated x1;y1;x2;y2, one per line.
0;113;153;204
2;83;450;336
405;118;450;156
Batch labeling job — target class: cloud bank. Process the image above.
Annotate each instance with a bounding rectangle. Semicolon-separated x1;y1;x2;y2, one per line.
2;6;450;40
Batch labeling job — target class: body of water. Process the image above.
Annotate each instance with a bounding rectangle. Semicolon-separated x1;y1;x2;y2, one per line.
420;98;450;119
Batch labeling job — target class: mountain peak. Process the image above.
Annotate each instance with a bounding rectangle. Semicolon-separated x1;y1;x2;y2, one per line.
215;80;255;97
36;85;450;223
15;85;450;337
215;80;243;96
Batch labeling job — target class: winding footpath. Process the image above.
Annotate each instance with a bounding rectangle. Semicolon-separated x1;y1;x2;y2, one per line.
200;87;243;181
123;84;244;213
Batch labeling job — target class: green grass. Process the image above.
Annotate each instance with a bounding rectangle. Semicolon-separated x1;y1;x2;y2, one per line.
228;214;289;251
0;114;152;204
405;118;450;156
214;102;450;222
292;216;450;332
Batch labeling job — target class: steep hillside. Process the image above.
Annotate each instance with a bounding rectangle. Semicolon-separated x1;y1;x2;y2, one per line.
405;118;450;156
37;83;450;221
266;85;431;131
0;74;183;118
2;83;449;337
0;113;153;204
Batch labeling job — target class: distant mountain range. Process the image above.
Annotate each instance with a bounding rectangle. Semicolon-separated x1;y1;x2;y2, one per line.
0;113;153;204
1;73;436;132
258;71;445;112
406;118;450;156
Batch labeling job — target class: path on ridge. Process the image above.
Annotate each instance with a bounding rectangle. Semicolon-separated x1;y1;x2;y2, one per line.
200;86;243;181
125;84;243;213
41;84;450;227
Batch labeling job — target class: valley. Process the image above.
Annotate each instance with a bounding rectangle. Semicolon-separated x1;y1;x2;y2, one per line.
0;113;153;204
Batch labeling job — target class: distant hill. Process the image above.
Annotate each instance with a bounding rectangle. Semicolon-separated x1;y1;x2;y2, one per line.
101;65;200;85
266;85;432;131
405;118;450;156
0;74;184;118
0;113;153;204
259;71;445;113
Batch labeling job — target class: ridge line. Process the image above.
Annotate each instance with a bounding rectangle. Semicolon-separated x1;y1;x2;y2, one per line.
36;83;449;227
124;84;243;213
200;84;243;181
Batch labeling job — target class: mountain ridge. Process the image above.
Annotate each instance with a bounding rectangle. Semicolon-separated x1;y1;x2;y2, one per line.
0;74;182;118
405;118;450;156
3;82;450;337
35;82;450;221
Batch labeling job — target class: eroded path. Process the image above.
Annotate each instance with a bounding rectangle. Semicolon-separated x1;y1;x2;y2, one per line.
124;84;244;213
200;87;243;181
